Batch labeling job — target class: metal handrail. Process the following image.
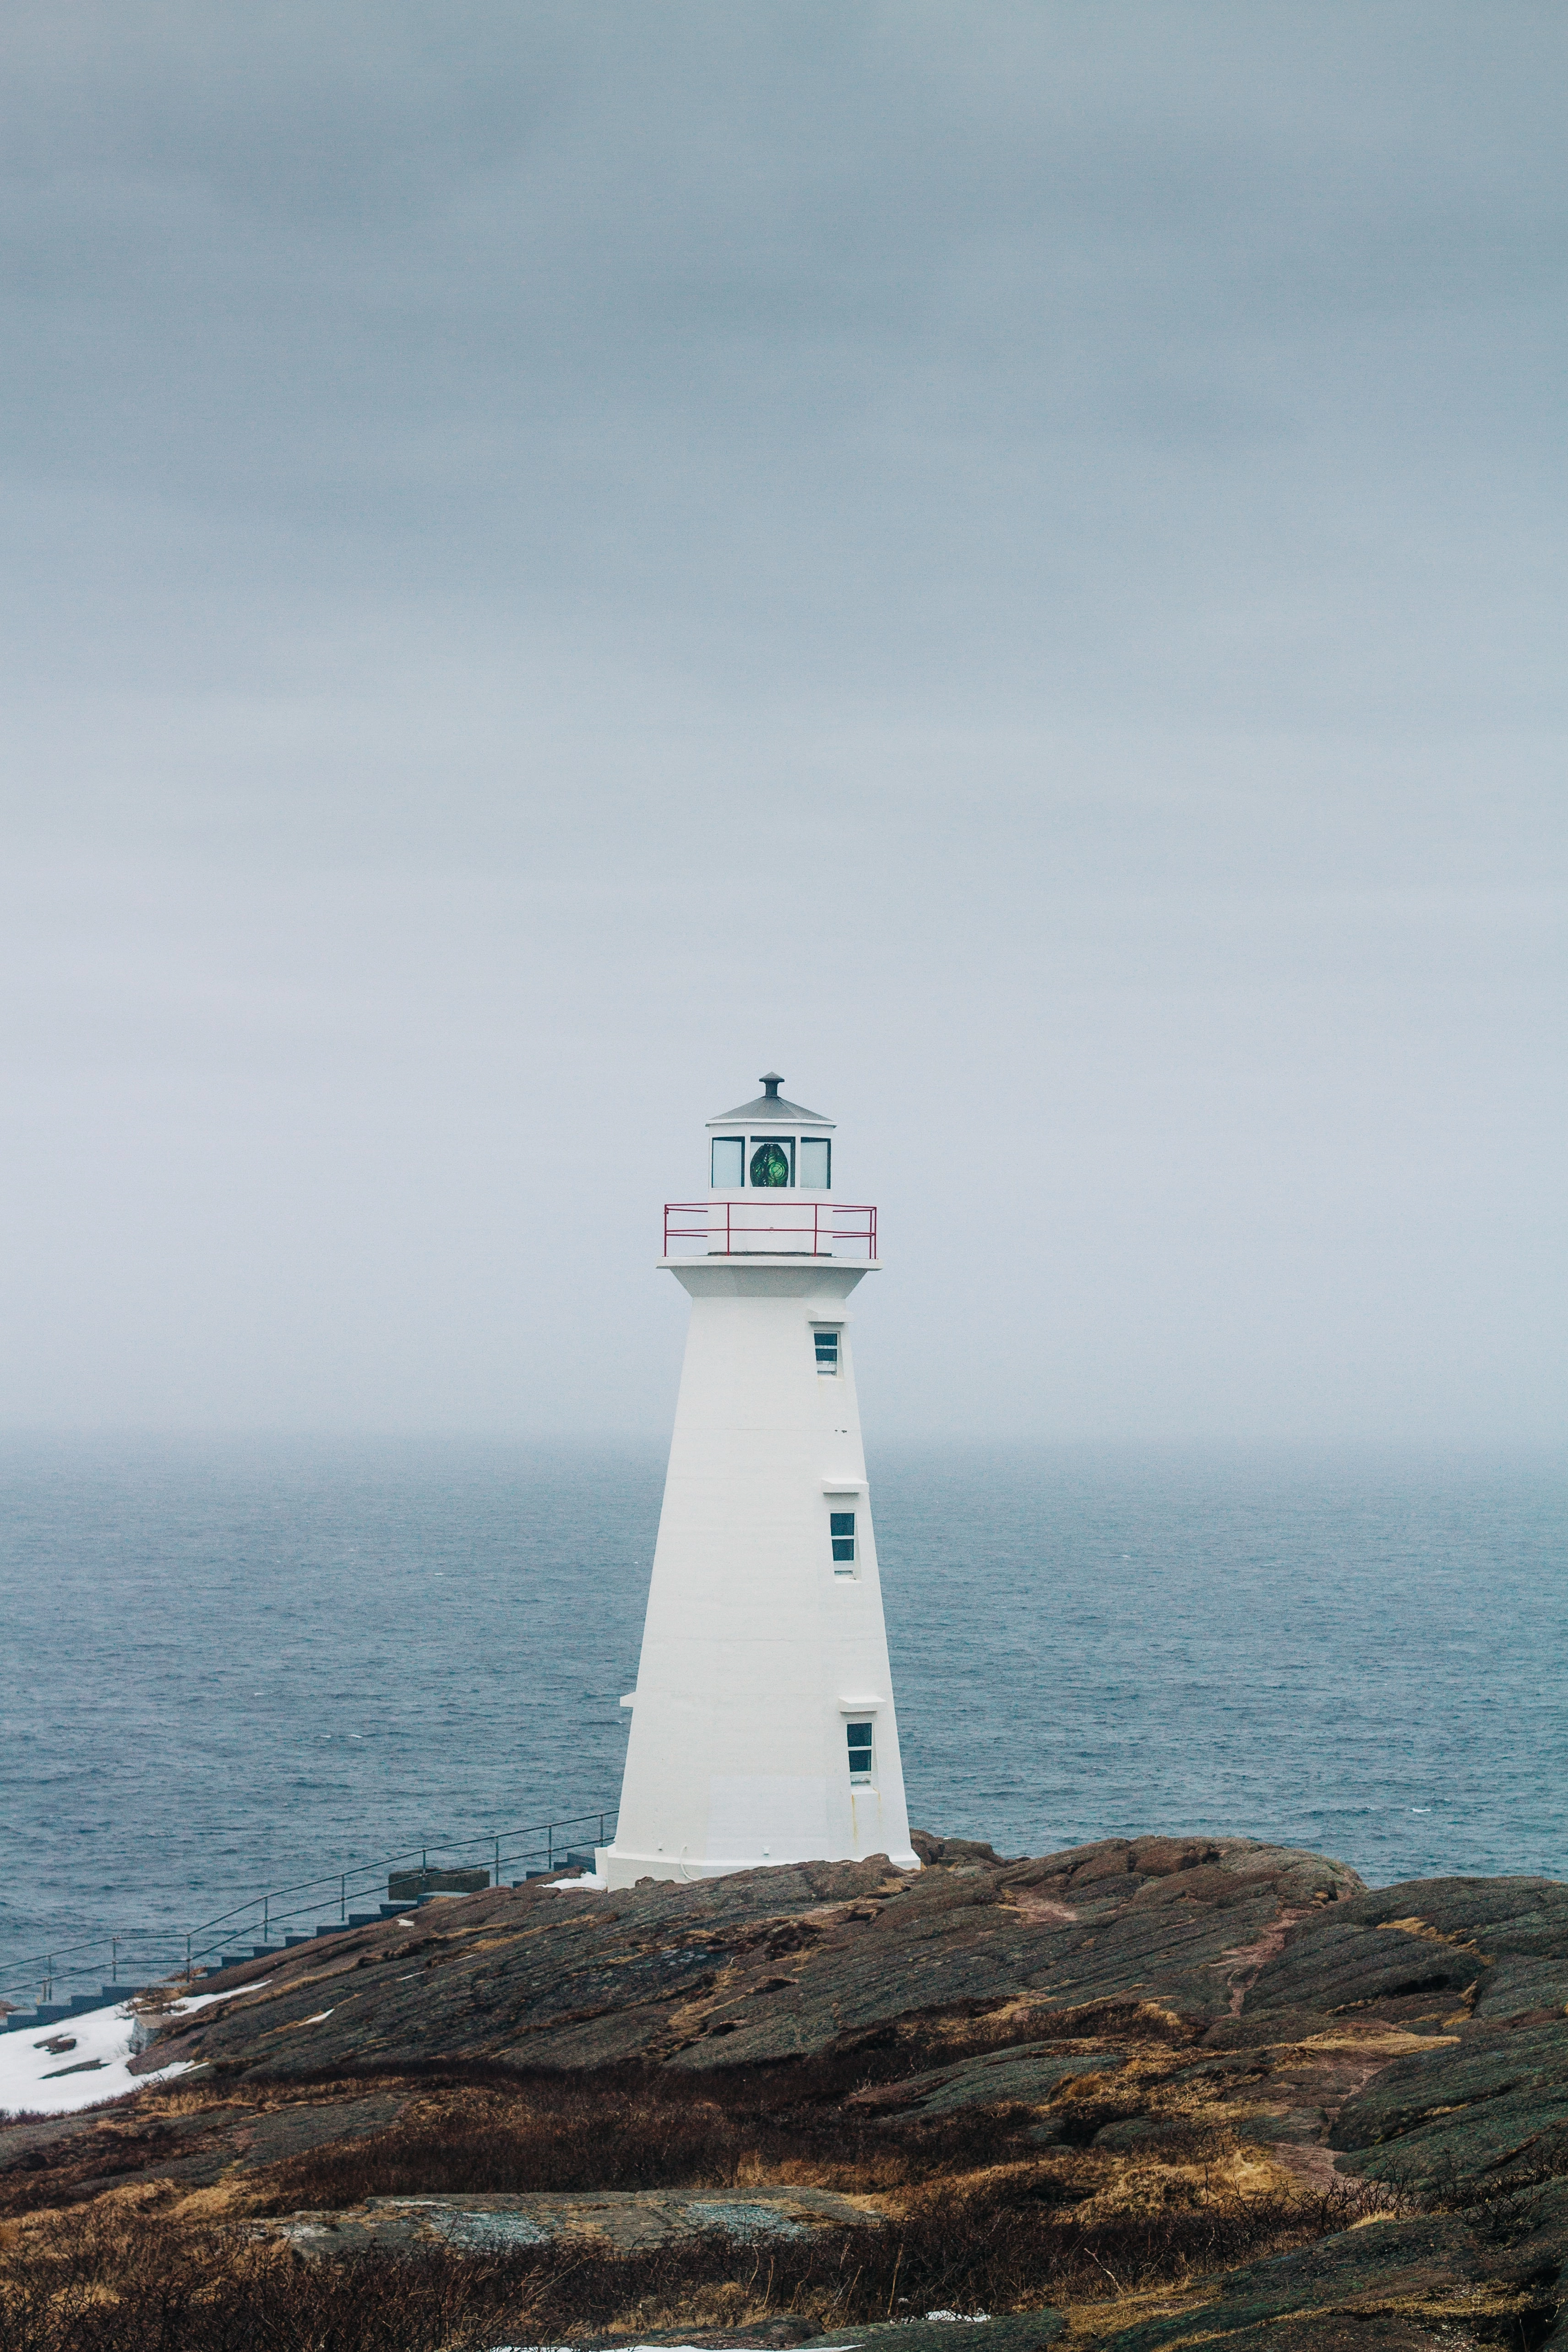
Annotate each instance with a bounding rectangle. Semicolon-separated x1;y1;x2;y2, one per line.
664;1200;877;1258
0;1805;618;2012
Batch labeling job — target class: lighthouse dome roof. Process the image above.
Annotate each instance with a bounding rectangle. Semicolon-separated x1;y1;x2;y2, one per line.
707;1073;834;1129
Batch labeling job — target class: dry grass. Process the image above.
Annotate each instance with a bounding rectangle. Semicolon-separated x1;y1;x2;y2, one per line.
0;2020;1417;2348
236;2071;1033;2216
0;2161;1398;2352
226;2028;1233;2217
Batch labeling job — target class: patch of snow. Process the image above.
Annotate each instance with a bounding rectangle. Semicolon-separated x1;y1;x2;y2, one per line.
301;2009;334;2023
0;2001;195;2119
164;1978;272;2017
544;1873;606;1892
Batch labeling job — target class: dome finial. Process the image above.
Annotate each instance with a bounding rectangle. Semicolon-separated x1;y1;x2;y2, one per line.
760;1071;783;1099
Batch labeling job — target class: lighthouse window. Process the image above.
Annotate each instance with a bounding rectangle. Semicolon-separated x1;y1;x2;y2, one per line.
749;1138;794;1187
846;1721;874;1783
830;1510;856;1564
814;1329;840;1373
711;1137;744;1187
799;1137;831;1189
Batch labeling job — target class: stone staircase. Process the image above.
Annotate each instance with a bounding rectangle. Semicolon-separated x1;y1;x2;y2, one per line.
1;1852;600;2035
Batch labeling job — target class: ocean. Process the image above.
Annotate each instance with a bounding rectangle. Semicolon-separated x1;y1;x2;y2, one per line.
1;1438;1563;2006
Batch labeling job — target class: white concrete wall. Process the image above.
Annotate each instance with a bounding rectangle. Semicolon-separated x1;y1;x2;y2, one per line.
599;1258;917;1887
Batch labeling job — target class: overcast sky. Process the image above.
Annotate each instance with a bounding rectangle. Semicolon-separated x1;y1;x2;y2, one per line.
1;3;1563;1447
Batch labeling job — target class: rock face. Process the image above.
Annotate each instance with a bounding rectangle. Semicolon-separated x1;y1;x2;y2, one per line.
0;2088;411;2200
1091;2191;1568;2352
251;2183;886;2259
142;1833;1364;2082
3;1832;1564;2352
1244;1875;1568;2028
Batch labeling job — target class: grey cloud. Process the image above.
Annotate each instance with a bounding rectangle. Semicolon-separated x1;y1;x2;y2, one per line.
0;3;1562;1445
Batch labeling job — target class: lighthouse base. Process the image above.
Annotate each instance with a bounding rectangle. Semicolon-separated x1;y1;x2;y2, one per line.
595;1838;920;1890
594;1845;747;1889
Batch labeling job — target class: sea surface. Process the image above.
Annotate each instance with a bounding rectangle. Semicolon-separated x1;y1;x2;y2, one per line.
1;1439;1563;2006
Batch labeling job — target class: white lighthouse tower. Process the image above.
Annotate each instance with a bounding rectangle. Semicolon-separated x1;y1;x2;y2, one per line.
597;1075;919;1888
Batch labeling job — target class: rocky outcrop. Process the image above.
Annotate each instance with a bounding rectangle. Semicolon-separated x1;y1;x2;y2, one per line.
250;2184;887;2259
1092;2189;1568;2352
0;2087;410;2200
1242;1876;1568;2030
139;1834;1363;2083
3;1833;1563;2352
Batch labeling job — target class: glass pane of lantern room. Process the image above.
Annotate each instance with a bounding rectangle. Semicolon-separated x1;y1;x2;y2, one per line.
799;1138;830;1189
710;1138;744;1188
748;1138;794;1187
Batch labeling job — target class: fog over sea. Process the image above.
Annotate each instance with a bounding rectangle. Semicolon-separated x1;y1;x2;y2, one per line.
1;1441;1563;2000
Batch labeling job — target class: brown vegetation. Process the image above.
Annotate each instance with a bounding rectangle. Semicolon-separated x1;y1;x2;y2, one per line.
0;2038;1407;2352
3;1837;1561;2350
0;2167;1394;2352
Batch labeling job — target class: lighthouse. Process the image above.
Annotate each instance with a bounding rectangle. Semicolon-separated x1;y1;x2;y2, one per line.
597;1075;918;1887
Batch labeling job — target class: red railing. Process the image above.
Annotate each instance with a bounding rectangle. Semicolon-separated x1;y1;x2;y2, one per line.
664;1201;878;1259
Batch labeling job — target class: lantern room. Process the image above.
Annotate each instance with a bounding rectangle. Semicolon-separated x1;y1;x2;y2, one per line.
661;1074;875;1259
706;1073;833;1193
